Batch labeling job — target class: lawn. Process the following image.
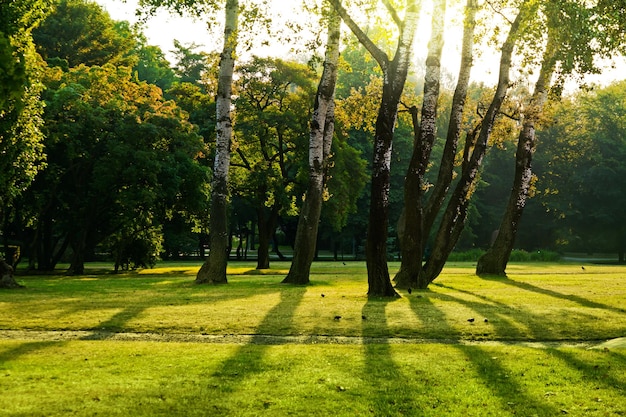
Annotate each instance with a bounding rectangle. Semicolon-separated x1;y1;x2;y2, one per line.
1;261;625;416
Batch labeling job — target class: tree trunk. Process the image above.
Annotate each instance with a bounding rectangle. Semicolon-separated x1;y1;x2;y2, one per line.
283;9;340;285
417;2;531;287
196;0;238;285
476;33;556;276
395;0;449;290
256;205;279;269
0;258;22;289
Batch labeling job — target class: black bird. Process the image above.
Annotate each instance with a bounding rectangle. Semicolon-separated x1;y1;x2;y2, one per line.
342;262;346;265
361;315;367;320
407;287;412;294
484;318;489;323
581;266;586;271
467;318;475;323
321;294;325;297
334;315;342;321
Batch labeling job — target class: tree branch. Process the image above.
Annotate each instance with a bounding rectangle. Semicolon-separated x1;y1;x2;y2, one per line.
326;0;389;70
381;0;402;28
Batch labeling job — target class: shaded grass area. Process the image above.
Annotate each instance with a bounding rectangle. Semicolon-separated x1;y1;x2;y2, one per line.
1;261;625;416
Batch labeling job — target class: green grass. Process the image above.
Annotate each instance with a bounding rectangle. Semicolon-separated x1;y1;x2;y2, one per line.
1;261;625;416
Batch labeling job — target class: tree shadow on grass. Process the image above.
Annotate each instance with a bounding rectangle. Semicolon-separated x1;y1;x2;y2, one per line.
361;298;435;415
205;286;307;411
432;282;621;341
479;276;625;314
0;340;64;364
548;348;626;401
407;296;561;415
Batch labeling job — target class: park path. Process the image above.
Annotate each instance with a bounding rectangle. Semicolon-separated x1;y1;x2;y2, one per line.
0;329;621;349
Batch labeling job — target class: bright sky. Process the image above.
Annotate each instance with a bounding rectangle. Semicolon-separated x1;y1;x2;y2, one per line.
95;0;624;90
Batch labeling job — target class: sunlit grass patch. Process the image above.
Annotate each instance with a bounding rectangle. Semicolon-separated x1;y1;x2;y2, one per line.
0;340;624;416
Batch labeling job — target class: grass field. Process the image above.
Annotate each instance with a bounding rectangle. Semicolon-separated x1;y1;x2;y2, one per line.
1;261;625;416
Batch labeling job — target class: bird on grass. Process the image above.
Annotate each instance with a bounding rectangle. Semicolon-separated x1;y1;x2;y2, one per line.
467;318;475;323
334;315;342;321
407;287;412;294
581;266;586;271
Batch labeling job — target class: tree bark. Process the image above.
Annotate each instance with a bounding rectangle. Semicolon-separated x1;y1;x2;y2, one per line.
418;2;532;287
394;0;450;289
328;0;420;297
476;33;556;276
283;8;340;285
365;2;420;298
196;0;238;284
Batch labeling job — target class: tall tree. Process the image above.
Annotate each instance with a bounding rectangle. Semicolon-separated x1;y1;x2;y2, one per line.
195;0;239;284
416;0;536;287
0;0;50;287
477;0;626;275
394;0;457;289
328;0;421;297
476;31;556;276
283;6;341;285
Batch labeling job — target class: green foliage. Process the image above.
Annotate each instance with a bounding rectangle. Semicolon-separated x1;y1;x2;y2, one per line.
33;0;136;68
26;63;208;272
536;80;626;257
0;0;50;223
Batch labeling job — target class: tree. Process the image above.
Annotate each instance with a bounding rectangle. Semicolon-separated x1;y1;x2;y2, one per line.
283;5;341;284
230;57;315;269
195;0;239;284
0;0;50;287
328;0;421;297
477;0;626;275
29;64;207;273
410;0;537;288
33;0;136;68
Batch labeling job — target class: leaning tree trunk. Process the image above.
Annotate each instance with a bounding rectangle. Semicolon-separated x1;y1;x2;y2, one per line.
283;8;340;285
196;0;238;285
476;33;556;276
418;2;530;287
394;0;448;289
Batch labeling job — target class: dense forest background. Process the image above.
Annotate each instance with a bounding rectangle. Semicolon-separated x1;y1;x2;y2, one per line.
2;0;625;276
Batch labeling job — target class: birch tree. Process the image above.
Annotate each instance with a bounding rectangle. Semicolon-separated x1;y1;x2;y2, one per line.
283;5;341;285
477;0;626;276
196;0;238;284
328;0;420;297
403;0;537;288
138;0;241;284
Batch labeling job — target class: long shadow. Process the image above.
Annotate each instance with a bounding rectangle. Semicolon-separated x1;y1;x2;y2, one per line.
433;282;620;342
80;305;147;340
0;340;64;364
407;294;561;415
361;298;430;415
480;276;625;314
549;348;626;398
205;286;307;411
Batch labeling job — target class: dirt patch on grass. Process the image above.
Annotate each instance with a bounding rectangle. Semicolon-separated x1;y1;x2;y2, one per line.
0;329;620;349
